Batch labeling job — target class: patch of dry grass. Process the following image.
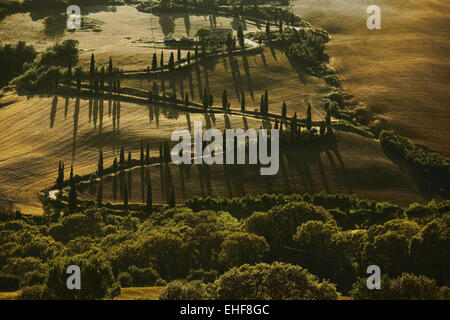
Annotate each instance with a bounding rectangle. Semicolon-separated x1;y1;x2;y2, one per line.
117;287;164;300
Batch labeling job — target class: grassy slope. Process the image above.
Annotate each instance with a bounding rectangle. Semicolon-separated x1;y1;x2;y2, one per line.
122;46;330;119
293;0;450;156
78;131;427;208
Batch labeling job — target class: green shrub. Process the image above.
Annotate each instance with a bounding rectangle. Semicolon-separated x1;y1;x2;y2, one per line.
18;285;46;300
186;269;218;283
118;272;133;288
128;265;161;286
214;262;338;300
159;280;211;300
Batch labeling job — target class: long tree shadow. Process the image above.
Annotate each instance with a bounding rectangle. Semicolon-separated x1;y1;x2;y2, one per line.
50;95;58;128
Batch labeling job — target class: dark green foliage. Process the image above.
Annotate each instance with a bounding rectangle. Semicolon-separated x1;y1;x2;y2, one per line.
168;52;175;71
0;273;21;291
186;269;218;283
214;262;338;300
118;272;133;287
152;53;157;70
13;40;78;90
350;273;448;300
45;255;118;299
237;25;245;48
97;149;104;177
306;103;312;130
380;130;450;194
128;265;161;286
222;89;228;110
0;41;36;88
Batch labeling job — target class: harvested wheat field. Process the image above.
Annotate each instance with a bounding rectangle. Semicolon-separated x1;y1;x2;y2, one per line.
78;131;428;209
0;5;261;70
294;0;450;156
122;46;330;118
0;95;266;214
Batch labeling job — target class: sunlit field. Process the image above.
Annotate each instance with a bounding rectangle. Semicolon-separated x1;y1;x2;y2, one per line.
294;0;450;156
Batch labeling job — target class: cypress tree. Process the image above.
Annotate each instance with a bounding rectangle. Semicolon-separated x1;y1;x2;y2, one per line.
97;149;104;177
260;94;264;114
97;179;103;207
68;165;77;212
146;142;150;164
159;142;163;162
306;103;312;130
164;142;171;163
237;25;245;48
187;51;191;64
177;47;181;64
265;21;270;38
241;91;245;113
203;88;209;110
128;151;132;167
160;51;164;68
279;19;283;33
108;57;113;75
185;93;189;107
113;157;118;173
152;53;157;70
282;101;287;119
168;52;175;71
89;53;95;79
70;164;74;182
290;112;297;139
120;146;125;168
222;89;228;110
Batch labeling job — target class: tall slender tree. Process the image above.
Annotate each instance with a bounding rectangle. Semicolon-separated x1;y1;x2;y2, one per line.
241;91;246;113
306;103;312;130
168;52;175;71
222;89;228;110
97;179;103;207
128;151;132;167
282;101;287;119
177;47;181;64
68;165;77;212
146;142;150;164
120;146;125;168
108;57;113;75
89;53;95;79
152;53;157;70
97;149;104;177
237;25;245;48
